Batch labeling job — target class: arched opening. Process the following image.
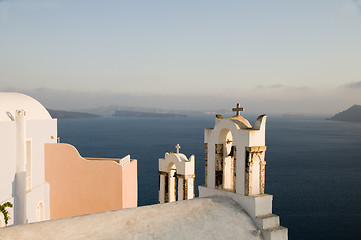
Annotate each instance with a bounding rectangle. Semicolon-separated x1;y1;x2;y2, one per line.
216;129;236;191
168;163;177;202
35;202;44;222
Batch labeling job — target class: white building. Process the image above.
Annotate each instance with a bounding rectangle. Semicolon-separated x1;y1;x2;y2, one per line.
0;92;57;226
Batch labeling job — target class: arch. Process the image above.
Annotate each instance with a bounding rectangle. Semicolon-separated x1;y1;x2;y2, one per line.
35;202;44;222
218;128;234;156
212;119;241;145
205;119;242;192
215;128;236;191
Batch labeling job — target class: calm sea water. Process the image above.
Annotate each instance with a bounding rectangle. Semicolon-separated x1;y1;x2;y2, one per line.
57;116;361;240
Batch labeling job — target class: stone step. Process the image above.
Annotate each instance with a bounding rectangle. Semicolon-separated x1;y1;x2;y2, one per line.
262;226;288;240
255;214;280;229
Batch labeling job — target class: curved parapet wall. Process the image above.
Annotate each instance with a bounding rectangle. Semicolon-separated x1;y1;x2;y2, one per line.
44;143;137;220
0;197;268;240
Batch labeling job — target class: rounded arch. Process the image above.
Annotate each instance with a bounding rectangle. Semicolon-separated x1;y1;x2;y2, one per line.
159;153;187;175
218;128;234;156
212;119;242;145
211;120;240;192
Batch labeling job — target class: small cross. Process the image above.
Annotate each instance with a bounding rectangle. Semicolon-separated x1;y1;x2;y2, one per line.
232;103;244;116
175;144;181;154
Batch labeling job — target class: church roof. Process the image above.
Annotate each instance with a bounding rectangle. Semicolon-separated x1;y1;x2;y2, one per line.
0;92;52;122
172;153;190;162
228;115;253;129
0;197;263;240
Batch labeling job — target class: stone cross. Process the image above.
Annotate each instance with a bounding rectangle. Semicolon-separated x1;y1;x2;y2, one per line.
175;144;181;154
232;103;244;116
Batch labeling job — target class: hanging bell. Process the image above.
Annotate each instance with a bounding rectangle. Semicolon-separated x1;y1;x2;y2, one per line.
228;146;236;157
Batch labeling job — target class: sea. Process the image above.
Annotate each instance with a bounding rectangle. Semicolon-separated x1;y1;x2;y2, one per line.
57;115;361;240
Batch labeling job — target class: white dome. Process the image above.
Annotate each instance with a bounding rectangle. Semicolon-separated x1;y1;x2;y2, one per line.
0;92;52;122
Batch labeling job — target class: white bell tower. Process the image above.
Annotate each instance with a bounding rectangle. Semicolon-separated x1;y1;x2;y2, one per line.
199;104;288;240
158;144;195;203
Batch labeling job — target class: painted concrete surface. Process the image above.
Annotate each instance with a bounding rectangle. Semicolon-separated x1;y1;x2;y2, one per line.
0;197;263;240
44;143;137;219
0;92;51;122
0;92;57;225
199;186;273;219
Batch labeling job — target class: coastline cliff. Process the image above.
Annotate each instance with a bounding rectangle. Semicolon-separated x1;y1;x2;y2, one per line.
327;105;361;122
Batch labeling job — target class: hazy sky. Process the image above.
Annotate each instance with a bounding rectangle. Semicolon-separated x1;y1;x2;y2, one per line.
1;0;361;115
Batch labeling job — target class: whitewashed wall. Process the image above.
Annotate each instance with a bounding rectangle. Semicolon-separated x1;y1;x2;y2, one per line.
26;119;57;188
0;118;56;226
0;122;16;202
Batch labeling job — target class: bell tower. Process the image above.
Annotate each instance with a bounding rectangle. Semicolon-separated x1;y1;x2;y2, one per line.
203;103;267;195
158;144;195;204
199;104;288;240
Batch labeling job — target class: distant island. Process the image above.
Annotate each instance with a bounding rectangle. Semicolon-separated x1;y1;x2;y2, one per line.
327;105;361;122
113;110;187;118
47;109;101;119
283;112;307;117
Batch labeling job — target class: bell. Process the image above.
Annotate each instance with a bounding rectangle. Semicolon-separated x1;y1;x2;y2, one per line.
228;146;235;157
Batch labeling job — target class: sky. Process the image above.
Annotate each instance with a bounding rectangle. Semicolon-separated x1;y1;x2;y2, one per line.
1;0;361;115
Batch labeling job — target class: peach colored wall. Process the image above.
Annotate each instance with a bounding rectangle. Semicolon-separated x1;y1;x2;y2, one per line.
44;143;137;220
122;160;137;209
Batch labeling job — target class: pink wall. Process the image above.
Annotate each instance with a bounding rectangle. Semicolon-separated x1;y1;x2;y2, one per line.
44;143;137;220
122;160;138;209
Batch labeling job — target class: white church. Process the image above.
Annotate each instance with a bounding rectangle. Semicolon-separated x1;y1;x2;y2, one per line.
0;94;288;240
